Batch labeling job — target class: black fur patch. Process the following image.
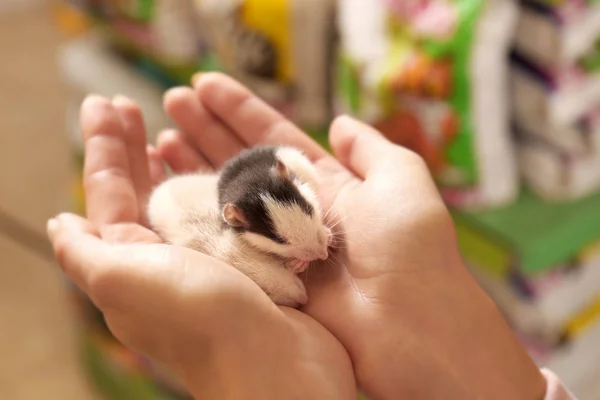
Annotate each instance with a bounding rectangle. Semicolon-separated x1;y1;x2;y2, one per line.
218;146;314;242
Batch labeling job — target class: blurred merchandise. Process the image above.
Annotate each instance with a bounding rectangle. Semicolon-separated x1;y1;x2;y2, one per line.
518;137;600;201
511;53;600;144
514;0;600;69
66;0;222;85
192;0;337;134
58;35;171;149
512;0;600;202
60;0;337;135
336;0;519;209
455;190;600;398
52;0;93;36
517;300;600;400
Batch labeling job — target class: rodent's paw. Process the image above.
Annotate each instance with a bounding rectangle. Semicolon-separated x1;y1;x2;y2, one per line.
286;258;310;274
270;275;308;308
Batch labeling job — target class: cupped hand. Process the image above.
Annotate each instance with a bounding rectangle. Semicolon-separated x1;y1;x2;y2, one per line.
163;73;546;400
48;96;355;400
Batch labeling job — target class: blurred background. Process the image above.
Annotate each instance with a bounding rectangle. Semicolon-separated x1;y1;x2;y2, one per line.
1;0;600;398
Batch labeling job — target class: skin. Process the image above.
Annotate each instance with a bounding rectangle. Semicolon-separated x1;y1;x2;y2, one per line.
48;73;547;400
48;95;355;400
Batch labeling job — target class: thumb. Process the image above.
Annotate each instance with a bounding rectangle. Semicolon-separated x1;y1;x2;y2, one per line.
329;115;422;180
47;213;109;293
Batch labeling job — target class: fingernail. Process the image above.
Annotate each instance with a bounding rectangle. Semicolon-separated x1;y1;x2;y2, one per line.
191;72;204;86
146;144;157;155
46;218;59;241
82;94;108;108
112;94;132;104
158;129;179;142
333;114;358;129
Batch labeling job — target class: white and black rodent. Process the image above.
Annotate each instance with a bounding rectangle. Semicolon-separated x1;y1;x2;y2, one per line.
147;146;332;307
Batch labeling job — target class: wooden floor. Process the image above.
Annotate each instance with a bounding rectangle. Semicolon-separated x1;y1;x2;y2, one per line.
0;5;102;399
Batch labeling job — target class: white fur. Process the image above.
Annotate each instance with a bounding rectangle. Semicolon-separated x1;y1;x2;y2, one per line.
260;194;329;261
275;147;320;189
146;147;329;307
147;172;308;307
147;174;220;246
295;180;322;217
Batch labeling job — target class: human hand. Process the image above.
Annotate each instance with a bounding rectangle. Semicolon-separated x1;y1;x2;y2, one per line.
163;73;546;400
47;96;356;400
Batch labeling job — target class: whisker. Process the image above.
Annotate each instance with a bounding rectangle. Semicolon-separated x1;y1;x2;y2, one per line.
323;205;335;220
323;208;346;225
328;216;351;230
331;228;363;237
331;257;342;268
324;257;338;269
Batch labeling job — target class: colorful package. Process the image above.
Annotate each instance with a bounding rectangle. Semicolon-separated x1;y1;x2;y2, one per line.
456;191;600;396
469;237;600;341
518;306;600;399
455;190;600;334
511;20;600;201
514;109;600;157
511;49;600;156
511;52;600;142
514;0;600;69
455;189;600;275
337;0;519;208
192;0;337;132
518;137;600;201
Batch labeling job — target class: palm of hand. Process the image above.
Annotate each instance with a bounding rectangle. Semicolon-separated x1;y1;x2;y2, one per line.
157;73;465;361
307;147;454;292
66;83;357;397
68;73;462;399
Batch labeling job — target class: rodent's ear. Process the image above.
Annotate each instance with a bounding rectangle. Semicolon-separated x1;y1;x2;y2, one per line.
273;158;291;180
223;203;249;228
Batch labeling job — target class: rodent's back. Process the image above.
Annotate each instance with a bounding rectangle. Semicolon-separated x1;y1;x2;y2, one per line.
148;174;227;256
218;146;279;206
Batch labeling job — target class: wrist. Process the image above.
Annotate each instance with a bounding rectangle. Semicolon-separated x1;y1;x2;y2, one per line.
352;270;546;400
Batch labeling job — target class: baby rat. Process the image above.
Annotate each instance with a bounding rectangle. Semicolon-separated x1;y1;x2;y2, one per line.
147;146;332;307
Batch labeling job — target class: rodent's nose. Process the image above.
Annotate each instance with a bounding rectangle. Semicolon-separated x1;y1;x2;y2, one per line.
318;249;329;260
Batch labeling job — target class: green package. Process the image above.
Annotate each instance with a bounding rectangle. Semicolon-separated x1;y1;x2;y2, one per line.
337;0;519;208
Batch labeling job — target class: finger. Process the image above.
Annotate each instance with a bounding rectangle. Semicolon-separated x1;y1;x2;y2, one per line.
164;86;245;167
112;95;153;214
156;129;213;173
329;115;426;179
81;96;139;224
47;213;157;311
146;144;167;186
47;213;105;293
193;72;328;161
